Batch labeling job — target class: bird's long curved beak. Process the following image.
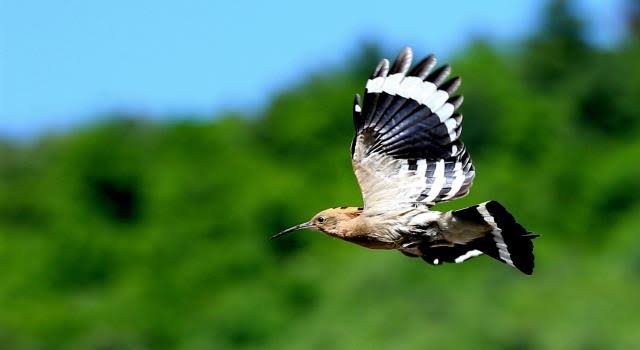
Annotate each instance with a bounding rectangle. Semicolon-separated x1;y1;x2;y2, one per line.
270;222;313;240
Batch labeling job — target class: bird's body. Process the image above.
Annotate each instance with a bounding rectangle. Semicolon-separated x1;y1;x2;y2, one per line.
272;47;538;274
309;206;438;250
300;206;494;252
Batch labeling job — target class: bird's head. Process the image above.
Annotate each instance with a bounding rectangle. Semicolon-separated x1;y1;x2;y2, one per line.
270;207;362;240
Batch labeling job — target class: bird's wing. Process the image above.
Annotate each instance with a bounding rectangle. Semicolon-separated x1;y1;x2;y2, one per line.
351;47;475;210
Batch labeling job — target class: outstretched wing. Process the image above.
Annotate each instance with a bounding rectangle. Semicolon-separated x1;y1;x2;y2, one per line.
351;47;475;210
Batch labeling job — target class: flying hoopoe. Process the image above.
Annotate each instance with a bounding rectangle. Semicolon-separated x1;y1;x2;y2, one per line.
271;47;538;274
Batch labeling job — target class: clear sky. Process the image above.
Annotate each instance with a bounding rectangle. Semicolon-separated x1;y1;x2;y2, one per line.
0;0;626;138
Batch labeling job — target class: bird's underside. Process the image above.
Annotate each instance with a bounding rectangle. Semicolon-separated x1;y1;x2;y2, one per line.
334;202;537;275
273;47;538;275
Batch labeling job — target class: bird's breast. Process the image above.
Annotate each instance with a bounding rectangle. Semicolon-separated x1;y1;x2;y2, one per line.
336;217;402;249
340;234;399;249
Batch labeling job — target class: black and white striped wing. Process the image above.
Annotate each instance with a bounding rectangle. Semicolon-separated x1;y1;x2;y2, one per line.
351;47;475;210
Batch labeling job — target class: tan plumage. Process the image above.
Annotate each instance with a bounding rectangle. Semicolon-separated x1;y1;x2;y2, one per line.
272;47;538;275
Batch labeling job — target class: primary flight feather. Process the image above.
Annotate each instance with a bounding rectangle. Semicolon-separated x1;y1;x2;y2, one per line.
272;47;538;275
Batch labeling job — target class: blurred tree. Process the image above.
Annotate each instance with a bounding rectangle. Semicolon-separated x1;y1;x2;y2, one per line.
628;0;640;40
522;0;590;88
1;2;640;349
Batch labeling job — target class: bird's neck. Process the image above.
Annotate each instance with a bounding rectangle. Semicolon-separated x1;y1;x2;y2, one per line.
337;215;370;237
334;213;398;249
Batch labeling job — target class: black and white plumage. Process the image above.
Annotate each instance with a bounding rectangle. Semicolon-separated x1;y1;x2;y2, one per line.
408;201;538;274
273;47;538;275
351;48;474;209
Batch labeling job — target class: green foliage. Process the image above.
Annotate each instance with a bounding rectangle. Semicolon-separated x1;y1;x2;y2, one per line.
2;3;640;349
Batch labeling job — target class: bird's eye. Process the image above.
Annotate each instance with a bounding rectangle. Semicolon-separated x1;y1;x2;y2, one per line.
317;216;326;223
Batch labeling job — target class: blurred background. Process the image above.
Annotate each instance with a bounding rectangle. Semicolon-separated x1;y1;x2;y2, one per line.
1;0;640;348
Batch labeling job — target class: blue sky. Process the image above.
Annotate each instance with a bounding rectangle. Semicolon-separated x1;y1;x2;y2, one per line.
0;0;626;138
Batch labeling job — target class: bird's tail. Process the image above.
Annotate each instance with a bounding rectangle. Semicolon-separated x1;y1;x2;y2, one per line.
412;201;537;274
451;200;538;274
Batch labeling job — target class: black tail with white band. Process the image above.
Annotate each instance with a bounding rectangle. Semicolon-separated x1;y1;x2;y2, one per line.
417;201;538;275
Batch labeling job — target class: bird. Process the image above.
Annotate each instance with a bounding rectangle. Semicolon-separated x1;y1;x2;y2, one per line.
270;47;538;275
